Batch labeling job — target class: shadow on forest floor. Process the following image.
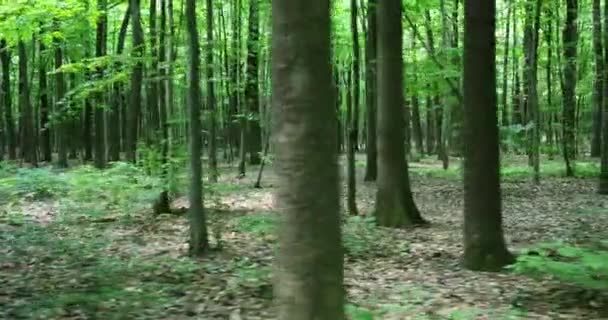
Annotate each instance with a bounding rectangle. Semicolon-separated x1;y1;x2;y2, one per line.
1;155;607;319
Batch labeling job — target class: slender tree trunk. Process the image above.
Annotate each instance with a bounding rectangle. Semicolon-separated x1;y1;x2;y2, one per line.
410;35;424;156
207;0;218;182
462;0;514;271
351;0;360;151
148;0;160;142
18;41;37;166
545;5;556;159
363;0;377;181
346;65;358;215
375;0;426;228
39;34;51;162
563;0;578;177
54;31;68;168
186;0;209;256
94;0;107;169
501;2;512;128
109;4;131;161
592;0;603;157
127;0;145;163
425;93;435;154
272;1;344;317
1;40;15;160
523;0;541;182
245;0;261;165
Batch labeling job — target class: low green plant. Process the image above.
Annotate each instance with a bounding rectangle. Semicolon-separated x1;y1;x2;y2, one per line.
234;213;277;236
0;167;69;200
511;242;608;290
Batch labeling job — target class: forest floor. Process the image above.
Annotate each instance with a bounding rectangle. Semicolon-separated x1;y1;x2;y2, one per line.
1;155;607;319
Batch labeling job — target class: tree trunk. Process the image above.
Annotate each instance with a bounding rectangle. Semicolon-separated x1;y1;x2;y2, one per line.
272;1;344;317
346;65;358;215
462;0;514;271
94;0;107;169
410;36;424;156
186;0;209;256
425;93;435;154
148;0;160;142
363;0;377;181
109;4;131;161
0;40;15;160
127;0;144;163
207;0;218;182
375;0;426;228
523;0;541;182
350;0;360;151
500;2;512;128
39;34;51;162
18;41;37;166
245;0;261;165
592;0;603;157
563;0;578;177
54;32;68;168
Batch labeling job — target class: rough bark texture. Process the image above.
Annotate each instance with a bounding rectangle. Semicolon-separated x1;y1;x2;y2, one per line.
375;0;426;228
562;0;578;177
272;1;344;318
363;0;377;181
127;0;144;163
592;0;603;158
1;40;15;160
245;0;261;165
462;0;514;271
186;0;209;256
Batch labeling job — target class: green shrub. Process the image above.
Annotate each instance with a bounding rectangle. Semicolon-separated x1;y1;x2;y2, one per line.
511;242;608;290
0;168;69;200
235;213;277;236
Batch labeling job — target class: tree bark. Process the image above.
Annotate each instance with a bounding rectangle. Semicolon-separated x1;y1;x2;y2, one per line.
0;40;16;160
39;33;52;162
500;2;512;128
462;0;514;271
375;0;426;228
127;0;144;163
94;0;107;169
363;0;377;181
346;65;358;215
592;0;603;157
272;1;344;317
350;0;360;151
186;0;209;256
18;41;37;166
245;0;261;165
207;0;218;182
563;0;578;177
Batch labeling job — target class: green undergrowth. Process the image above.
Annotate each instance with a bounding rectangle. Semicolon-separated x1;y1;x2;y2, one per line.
411;160;600;181
511;241;608;290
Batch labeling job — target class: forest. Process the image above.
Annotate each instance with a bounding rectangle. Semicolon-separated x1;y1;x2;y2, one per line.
0;0;607;319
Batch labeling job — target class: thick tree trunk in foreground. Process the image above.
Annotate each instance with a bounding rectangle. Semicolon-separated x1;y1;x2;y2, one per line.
272;1;344;318
186;0;209;256
375;0;426;228
462;0;514;271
